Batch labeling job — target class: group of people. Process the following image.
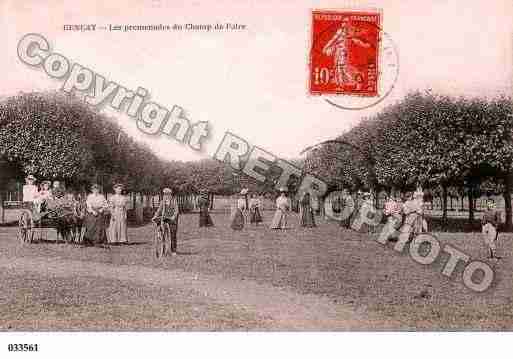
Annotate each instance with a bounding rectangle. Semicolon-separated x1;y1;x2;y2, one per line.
383;188;428;240
382;188;502;260
229;187;317;231
82;182;129;246
22;175;129;246
21;173;505;260
22;175;66;211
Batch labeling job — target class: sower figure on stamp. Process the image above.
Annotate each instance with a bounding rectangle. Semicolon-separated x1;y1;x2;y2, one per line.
152;188;180;256
322;17;371;90
481;198;502;260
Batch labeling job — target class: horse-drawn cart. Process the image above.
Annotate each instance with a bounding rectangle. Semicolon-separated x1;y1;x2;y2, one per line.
17;197;86;244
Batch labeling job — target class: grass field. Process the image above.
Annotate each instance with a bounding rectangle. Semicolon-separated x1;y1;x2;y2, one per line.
0;210;512;330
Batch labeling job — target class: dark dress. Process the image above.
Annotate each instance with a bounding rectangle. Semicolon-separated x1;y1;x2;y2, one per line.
198;195;214;227
300;195;316;227
230;198;245;230
83;194;109;245
339;195;355;228
249;199;263;224
83;212;109;245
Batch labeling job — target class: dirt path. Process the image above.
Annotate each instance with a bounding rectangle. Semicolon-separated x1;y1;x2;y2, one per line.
0;254;397;330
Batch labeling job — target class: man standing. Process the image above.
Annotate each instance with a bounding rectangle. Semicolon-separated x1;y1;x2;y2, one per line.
152;188;180;256
481;199;502;259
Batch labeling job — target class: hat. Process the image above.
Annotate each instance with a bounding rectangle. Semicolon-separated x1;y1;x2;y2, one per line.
113;183;124;189
240;188;249;195
26;175;36;181
91;183;100;190
163;188;173;194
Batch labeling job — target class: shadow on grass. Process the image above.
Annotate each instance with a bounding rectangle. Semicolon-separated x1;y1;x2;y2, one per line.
176;250;201;256
108;241;148;246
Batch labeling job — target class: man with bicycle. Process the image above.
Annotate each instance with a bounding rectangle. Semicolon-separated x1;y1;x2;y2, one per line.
152;187;179;256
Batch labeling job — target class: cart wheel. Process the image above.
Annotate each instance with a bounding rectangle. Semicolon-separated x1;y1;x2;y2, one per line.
162;223;171;257
154;225;164;259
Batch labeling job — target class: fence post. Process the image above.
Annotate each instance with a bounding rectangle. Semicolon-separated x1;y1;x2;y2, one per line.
0;192;4;224
135;193;144;223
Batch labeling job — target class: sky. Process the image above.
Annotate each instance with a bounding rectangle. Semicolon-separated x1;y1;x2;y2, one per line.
2;0;513;162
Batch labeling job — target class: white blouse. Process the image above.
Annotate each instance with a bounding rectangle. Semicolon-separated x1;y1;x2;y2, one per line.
86;193;108;213
23;184;39;202
237;198;246;210
276;196;290;211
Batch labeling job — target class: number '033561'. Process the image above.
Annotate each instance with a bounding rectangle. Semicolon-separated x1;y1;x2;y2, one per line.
7;344;39;352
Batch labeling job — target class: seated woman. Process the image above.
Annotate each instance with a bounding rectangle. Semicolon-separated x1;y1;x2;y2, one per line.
82;184;109;246
34;180;53;212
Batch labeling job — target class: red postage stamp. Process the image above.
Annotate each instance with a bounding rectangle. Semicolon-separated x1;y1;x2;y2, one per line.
309;9;381;97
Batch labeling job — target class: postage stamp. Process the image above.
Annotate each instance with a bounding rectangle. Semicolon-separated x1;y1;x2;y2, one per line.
309;9;381;97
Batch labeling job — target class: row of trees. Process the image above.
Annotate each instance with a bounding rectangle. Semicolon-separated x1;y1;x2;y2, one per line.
304;91;513;229
0;91;291;197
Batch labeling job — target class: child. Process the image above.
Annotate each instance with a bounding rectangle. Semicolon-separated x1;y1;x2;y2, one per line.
481;199;502;259
22;175;38;208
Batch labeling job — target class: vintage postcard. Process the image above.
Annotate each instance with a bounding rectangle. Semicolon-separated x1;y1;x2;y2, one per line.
1;0;513;357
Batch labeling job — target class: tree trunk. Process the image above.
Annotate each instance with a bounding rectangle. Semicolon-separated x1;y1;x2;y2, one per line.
468;186;475;222
442;184;448;226
0;191;4;224
503;173;512;231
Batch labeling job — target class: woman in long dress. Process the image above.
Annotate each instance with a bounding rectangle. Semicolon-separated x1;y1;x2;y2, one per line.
230;192;246;230
300;192;316;228
108;183;128;244
83;183;109;246
198;191;214;227
249;193;263;225
270;188;290;229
